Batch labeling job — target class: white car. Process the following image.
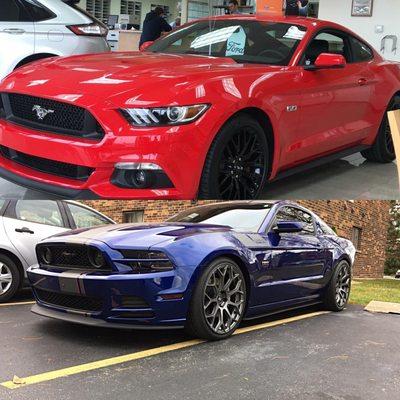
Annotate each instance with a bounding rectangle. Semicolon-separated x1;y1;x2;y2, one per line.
0;199;115;302
0;0;110;81
396;270;400;279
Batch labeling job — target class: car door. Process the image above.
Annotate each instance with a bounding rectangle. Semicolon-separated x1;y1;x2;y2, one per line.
255;206;327;305
2;200;70;268
0;0;34;79
281;29;375;167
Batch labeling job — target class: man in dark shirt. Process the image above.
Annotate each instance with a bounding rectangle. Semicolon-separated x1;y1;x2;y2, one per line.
285;0;309;16
139;6;172;48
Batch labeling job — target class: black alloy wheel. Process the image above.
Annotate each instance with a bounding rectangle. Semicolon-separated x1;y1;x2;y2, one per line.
199;114;269;200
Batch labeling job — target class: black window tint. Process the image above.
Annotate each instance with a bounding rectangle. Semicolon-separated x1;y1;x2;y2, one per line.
350;36;373;62
274;206;315;235
0;0;31;22
304;31;351;65
21;0;55;21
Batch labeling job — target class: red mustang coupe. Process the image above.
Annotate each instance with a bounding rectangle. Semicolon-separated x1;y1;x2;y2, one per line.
0;15;399;199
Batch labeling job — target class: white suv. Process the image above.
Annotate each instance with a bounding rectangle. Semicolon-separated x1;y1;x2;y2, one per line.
0;0;110;81
0;199;115;302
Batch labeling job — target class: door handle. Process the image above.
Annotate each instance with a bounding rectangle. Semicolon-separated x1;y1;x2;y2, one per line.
15;227;34;234
358;78;367;86
3;28;26;34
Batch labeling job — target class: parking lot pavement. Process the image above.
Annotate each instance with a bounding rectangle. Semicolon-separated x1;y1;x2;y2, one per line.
0;303;399;400
0;154;398;200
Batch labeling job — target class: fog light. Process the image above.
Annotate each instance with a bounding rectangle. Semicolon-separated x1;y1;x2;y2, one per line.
111;164;174;189
88;247;106;268
39;247;52;265
115;162;162;170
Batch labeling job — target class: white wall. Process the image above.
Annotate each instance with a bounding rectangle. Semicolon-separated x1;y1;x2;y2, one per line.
318;0;400;62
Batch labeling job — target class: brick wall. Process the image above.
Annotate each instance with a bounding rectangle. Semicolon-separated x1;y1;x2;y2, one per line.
83;200;390;279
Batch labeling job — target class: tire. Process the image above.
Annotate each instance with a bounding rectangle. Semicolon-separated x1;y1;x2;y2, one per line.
361;95;400;163
0;254;20;303
322;260;352;312
199;114;269;200
186;258;247;340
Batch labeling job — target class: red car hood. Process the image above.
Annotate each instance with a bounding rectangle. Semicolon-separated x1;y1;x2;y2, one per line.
2;52;280;106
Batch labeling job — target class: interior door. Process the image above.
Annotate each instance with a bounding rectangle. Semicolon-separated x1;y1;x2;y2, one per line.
2;200;69;268
281;30;375;167
0;0;34;77
255;206;327;305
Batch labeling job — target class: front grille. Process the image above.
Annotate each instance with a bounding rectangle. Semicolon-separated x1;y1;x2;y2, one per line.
0;145;94;181
35;288;103;312
37;244;111;270
0;92;105;140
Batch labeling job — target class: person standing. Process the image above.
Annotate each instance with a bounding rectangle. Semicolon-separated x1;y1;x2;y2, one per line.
139;6;172;48
228;0;241;14
285;0;309;16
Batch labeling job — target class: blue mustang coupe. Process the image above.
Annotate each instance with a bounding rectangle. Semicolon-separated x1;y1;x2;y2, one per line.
28;201;355;340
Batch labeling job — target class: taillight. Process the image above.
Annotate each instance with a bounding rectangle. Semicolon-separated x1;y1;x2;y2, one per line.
67;23;108;37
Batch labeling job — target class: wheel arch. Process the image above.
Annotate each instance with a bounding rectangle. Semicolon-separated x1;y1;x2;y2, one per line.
0;248;25;289
190;250;254;309
14;53;59;70
224;107;275;177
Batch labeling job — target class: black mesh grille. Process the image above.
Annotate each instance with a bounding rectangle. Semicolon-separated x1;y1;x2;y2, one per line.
37;244;111;270
35;288;103;312
0;95;4;118
0;145;94;181
1;93;105;140
120;296;149;309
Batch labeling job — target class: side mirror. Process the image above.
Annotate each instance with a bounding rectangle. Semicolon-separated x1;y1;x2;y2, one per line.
273;221;304;234
304;53;346;71
139;41;154;52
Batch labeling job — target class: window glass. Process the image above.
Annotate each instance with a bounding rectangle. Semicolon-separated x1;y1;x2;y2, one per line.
274;206;315;234
21;0;55;21
15;201;63;227
350;36;373;62
168;203;273;232
0;0;32;22
123;210;144;223
149;20;307;66
316;219;337;236
351;226;362;250
68;204;110;229
0;200;5;211
304;31;349;65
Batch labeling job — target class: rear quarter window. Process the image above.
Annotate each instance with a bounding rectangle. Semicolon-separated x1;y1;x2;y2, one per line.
20;0;56;22
350;36;373;62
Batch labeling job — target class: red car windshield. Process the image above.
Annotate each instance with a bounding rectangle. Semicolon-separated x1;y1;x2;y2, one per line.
148;20;307;66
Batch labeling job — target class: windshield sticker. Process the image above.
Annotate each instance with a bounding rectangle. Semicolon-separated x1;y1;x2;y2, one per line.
225;27;246;57
283;26;306;40
190;26;241;49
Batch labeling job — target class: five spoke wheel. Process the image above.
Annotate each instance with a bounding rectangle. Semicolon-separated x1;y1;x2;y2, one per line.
0;262;12;296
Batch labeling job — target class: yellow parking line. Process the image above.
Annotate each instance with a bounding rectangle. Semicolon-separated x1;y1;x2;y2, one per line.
1;310;328;390
0;301;35;308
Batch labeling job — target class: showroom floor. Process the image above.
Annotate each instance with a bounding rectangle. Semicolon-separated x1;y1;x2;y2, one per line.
0;293;399;400
0;153;397;200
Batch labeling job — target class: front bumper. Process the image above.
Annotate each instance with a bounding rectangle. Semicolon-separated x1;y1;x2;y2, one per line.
0;96;215;199
27;267;190;329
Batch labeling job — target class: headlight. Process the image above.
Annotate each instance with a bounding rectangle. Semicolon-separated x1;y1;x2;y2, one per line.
120;104;209;127
120;250;174;273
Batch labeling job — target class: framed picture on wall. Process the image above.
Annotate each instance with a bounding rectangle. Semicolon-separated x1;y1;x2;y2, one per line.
351;0;373;17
